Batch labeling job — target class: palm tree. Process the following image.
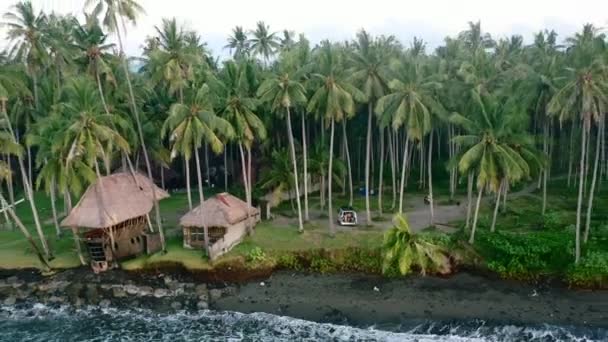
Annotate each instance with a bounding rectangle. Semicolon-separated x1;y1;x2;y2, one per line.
148;18;202;103
72;13;116;116
547;46;607;263
307;42;365;234
0;146;50;270
349;29;389;224
382;214;449;275
248;21;279;65
0;55;51;259
452;89;536;243
87;0;167;251
257;66;308;232
375;57;441;215
225;26;249;59
215;60;267;212
60;77;131;177
163;83;234;252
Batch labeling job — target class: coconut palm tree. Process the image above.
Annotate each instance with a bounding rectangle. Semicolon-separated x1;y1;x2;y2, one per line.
307;42;365;234
0;56;51;259
225;26;249;59
547;29;608;263
87;0;167;251
382;214;449;275
0;151;50;270
248;21;279;65
163;83;234;207
214;60;267;211
349;29;389;224
72;13;116;116
452;89;537;243
375;57;442;216
257;64;308;232
163;83;234;252
60;77;131;176
148;18;202;103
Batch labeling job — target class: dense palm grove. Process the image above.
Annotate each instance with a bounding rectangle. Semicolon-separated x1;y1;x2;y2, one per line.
0;1;606;269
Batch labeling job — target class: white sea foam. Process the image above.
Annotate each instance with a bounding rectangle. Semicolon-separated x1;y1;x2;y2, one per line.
0;304;605;342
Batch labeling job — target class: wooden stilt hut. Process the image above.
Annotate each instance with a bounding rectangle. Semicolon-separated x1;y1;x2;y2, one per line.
181;193;260;259
61;172;169;272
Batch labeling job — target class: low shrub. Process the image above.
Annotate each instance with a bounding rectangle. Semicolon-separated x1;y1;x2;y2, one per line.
247;247;267;263
476;230;572;279
567;251;608;287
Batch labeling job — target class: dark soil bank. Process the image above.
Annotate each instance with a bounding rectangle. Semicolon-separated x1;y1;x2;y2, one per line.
214;271;608;328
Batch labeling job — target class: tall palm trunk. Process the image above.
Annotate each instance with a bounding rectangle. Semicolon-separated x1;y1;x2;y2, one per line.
574;122;588;264
469;185;484;244
491;180;504;233
114;10;165;252
364;102;373;224
427;133;434;226
223;149;228;192
567;124;575;187
238;143;251;230
377;127;385;216
161;166;165;190
398;138;411;213
71;227;86;266
584;122;602;243
542;122;549;215
50;176;61;238
328;118;336;236
465;171;473;229
27;146;33;190
204;144;210;186
185;157;192;210
301;112;309;221
2;107;51;258
286;108;304;232
0;193;50;270
194;148;210;252
389;129;396;210
342;121;353;206
247;146;252;207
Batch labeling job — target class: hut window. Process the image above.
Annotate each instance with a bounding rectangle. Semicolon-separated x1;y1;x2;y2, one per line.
114;242;119;250
136;236;141;243
130;238;135;244
190;228;206;242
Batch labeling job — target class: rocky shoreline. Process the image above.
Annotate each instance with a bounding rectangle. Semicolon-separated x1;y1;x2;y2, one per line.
1;267;607;329
0;268;232;313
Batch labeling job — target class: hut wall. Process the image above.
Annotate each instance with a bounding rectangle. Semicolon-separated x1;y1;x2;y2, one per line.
208;215;259;259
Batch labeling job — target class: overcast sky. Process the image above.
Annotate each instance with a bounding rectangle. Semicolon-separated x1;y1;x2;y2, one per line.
1;0;607;57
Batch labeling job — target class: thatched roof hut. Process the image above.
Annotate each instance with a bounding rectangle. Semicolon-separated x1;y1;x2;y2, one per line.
61;172;169;229
180;192;258;228
181;193;260;258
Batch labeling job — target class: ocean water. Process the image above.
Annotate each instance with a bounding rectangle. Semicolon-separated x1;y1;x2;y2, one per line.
0;304;606;342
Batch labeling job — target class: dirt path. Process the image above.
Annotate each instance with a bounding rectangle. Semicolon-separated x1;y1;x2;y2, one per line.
272;181;544;233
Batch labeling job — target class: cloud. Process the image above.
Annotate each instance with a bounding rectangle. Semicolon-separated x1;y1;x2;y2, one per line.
1;0;607;57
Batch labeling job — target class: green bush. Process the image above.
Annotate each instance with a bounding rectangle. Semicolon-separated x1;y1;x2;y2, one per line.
309;254;335;273
338;247;382;273
542;211;565;230
476;231;572;279
275;253;303;271
247;247;267;263
567;251;608;287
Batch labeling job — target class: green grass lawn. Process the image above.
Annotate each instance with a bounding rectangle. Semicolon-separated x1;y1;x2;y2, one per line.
2;178;606;282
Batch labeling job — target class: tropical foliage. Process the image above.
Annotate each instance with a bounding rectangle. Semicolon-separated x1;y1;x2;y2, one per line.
1;1;607;269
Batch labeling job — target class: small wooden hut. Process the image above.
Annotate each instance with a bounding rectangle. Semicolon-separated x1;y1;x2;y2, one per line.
61;172;169;272
181;193;260;259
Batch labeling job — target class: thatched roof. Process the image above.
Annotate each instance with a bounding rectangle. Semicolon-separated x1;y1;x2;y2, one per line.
180;192;259;228
61;172;169;229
